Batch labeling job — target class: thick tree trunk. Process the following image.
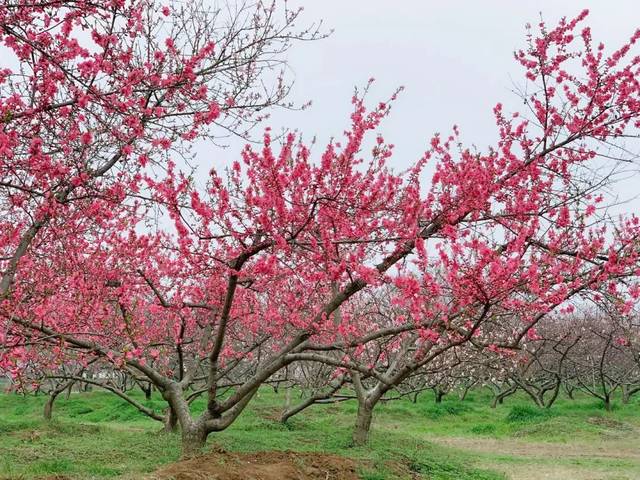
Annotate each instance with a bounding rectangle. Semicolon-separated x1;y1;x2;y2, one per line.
162;385;210;458
434;389;445;403
604;395;612;412
352;400;374;446
181;424;207;458
350;371;383;447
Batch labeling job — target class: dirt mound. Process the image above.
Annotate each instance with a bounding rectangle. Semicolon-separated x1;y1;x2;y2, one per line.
150;449;362;480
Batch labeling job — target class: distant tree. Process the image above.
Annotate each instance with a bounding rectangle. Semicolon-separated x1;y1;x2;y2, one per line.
563;312;638;410
507;320;581;409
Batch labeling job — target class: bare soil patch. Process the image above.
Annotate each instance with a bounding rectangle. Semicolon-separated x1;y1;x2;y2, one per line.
149;449;362;480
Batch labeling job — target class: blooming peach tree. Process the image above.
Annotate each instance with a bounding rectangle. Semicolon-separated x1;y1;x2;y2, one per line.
2;7;640;455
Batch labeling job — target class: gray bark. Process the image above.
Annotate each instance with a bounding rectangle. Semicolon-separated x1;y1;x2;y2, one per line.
352;400;374;446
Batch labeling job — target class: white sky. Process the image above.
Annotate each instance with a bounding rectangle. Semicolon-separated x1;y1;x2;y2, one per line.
210;0;640;212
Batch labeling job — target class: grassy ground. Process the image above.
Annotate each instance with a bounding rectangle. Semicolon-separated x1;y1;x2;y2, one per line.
1;387;639;479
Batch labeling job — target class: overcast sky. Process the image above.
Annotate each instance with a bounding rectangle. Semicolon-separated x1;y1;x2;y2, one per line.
209;1;640;206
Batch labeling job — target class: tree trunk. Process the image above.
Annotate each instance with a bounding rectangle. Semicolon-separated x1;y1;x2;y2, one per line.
564;384;575;400
622;385;631;405
43;393;57;420
491;385;516;408
352;400;374;446
181;424;207;458
44;381;74;420
141;383;152;400
163;406;179;433
545;383;561;409
435;389;445;403
534;394;545;408
459;385;471;401
604;395;612;412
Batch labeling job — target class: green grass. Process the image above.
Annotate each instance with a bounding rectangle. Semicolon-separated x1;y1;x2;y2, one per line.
1;387;639;479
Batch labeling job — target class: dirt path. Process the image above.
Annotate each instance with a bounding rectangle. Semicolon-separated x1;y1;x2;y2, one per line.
431;437;640;480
